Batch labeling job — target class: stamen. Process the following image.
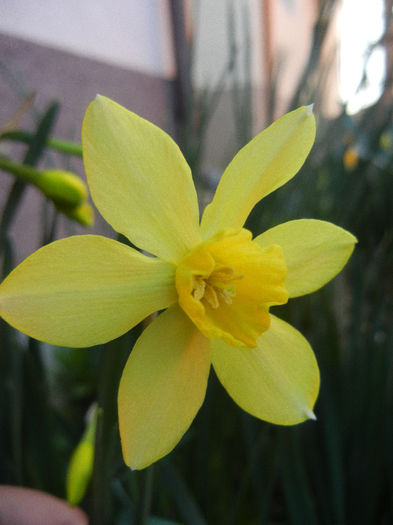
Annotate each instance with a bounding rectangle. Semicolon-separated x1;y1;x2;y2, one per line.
217;287;235;305
211;266;243;283
192;265;243;309
204;283;219;309
211;266;235;280
192;276;206;301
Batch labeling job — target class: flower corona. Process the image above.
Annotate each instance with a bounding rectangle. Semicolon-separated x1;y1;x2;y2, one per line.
176;228;288;348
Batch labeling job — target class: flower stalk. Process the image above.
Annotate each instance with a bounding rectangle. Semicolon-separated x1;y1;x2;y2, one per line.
0;129;82;157
0;155;87;208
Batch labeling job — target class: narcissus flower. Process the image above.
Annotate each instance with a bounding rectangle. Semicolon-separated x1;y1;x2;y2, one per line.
0;97;356;469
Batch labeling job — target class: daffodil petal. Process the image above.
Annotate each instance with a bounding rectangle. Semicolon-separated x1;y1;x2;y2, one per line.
0;236;176;347
212;314;319;425
118;306;210;470
255;219;357;298
82;96;201;262
200;106;316;238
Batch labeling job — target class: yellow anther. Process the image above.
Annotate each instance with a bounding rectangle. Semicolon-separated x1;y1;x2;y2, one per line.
191;264;242;310
203;283;220;309
192;276;206;301
217;287;235;305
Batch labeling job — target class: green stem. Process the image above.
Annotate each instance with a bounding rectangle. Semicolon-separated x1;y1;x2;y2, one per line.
0;130;82;157
0;155;86;208
4;324;24;485
0;101;60;240
90;329;139;525
139;466;154;525
0;154;44;183
0;180;26;242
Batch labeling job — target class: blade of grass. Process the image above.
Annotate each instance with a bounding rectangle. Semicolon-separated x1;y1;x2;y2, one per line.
159;461;207;525
279;428;319;525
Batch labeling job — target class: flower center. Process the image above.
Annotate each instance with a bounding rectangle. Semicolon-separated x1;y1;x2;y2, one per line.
176;229;288;348
192;265;242;308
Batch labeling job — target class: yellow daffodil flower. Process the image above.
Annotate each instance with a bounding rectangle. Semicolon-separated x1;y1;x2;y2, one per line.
0;96;356;470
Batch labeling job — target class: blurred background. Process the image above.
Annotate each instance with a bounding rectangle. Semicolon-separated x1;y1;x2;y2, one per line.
0;1;392;523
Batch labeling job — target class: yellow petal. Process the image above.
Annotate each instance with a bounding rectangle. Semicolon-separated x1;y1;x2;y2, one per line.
212;314;320;425
118;306;211;470
82;96;201;262
0;236;176;347
200;106;316;238
255;219;357;298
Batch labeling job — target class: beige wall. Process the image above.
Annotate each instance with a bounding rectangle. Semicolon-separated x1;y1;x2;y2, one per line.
270;0;318;114
0;0;175;77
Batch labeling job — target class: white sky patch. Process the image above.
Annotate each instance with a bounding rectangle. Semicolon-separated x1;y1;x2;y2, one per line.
339;0;385;114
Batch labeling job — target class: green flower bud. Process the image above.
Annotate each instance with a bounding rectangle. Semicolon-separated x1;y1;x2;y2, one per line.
36;170;88;207
0;156;88;208
66;405;97;506
57;201;94;227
